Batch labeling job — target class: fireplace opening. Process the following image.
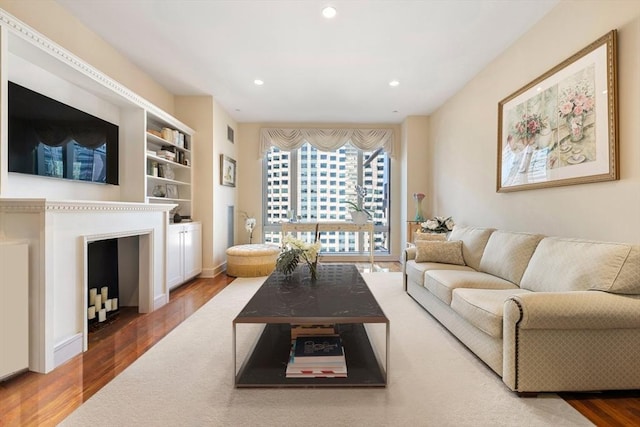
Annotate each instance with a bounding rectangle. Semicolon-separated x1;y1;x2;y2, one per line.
86;236;141;337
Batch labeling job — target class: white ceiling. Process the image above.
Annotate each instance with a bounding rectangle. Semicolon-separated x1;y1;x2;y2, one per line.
55;0;558;124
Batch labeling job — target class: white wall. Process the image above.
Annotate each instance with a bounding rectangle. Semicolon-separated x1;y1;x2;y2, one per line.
428;0;640;243
212;100;237;270
175;96;237;276
401;116;429;243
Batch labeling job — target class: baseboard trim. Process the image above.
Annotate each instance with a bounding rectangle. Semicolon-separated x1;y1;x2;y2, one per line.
200;263;226;278
154;293;168;311
54;333;83;368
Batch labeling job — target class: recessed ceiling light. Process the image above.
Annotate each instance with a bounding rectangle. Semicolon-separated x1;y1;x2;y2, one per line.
322;6;337;19
254;79;264;86
389;80;400;87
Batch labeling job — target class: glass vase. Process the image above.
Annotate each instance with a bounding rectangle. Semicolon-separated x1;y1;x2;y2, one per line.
413;193;425;222
308;262;318;281
567;112;585;142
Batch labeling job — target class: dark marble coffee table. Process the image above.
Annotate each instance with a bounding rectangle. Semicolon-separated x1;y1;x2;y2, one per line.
233;264;389;387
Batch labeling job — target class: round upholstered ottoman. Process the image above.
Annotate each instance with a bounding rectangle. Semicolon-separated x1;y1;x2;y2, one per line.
226;244;280;277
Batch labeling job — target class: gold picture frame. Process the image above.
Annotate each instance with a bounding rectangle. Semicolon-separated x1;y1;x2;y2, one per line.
497;30;618;192
220;154;236;187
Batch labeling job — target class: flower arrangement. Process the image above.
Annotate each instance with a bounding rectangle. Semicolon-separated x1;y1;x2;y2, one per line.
512;113;547;142
421;216;455;234
276;235;322;280
558;82;595;118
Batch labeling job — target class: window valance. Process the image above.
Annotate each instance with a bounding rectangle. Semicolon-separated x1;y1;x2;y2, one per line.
259;128;395;159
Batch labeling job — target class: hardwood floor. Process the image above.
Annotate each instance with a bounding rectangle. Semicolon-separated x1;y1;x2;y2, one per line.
0;262;638;426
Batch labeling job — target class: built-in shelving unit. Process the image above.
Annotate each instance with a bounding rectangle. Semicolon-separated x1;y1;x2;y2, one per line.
145;113;193;217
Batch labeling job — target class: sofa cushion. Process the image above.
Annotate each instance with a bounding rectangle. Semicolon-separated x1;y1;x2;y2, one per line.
520;237;640;294
451;288;532;338
414;231;448;242
405;259;474;287
479;231;543;285
424;270;519;306
415;240;465;265
447;225;495;271
610;245;640;294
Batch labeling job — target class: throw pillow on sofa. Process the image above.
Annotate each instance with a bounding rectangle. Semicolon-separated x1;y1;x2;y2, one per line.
415;240;466;265
414;231;448;242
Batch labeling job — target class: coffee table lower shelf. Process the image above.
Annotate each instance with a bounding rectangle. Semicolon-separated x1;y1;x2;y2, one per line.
234;323;386;388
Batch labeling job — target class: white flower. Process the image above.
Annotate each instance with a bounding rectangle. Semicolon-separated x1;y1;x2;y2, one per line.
282;235;322;262
245;218;256;233
425;219;439;230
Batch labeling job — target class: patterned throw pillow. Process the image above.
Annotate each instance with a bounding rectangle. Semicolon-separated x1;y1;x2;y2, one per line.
415;240;465;265
414;231;448;242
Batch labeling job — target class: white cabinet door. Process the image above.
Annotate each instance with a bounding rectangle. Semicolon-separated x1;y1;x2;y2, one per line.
183;222;202;280
167;222;202;291
0;241;29;380
166;225;184;290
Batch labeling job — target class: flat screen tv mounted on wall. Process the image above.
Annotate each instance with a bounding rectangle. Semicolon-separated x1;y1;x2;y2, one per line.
8;82;119;185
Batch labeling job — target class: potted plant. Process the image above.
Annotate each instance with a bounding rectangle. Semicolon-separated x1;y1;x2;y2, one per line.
343;184;373;224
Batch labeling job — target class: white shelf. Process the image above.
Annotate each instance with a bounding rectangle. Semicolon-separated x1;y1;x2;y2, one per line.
146;175;191;186
145;116;194;218
146;153;190;169
146;132;190;153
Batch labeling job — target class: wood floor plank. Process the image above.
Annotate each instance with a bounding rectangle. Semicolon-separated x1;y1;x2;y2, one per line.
0;262;638;426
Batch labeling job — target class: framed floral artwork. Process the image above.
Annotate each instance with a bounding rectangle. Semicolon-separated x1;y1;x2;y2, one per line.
497;30;618;192
220;154;236;187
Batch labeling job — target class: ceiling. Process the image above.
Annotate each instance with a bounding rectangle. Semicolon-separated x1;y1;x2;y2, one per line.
55;0;558;124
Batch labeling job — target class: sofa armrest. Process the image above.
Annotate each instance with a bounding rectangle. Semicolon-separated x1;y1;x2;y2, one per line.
404;246;417;262
504;291;640;330
503;291;640;392
402;247;417;291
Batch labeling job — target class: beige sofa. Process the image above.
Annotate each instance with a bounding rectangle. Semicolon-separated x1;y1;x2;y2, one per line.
403;225;640;393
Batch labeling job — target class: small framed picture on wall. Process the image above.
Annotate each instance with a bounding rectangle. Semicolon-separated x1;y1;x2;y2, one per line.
220;155;236;187
227;125;235;143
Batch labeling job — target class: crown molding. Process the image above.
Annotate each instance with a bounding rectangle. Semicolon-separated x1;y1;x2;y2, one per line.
0;8;194;134
0;199;175;213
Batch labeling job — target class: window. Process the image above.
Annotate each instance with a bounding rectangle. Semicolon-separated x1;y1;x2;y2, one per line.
263;142;390;255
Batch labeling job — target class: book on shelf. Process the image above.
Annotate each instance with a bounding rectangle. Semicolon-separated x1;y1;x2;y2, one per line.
294;335;343;357
286;336;347;378
285;372;347;379
286;365;347;375
290;323;335;339
291;335;345;363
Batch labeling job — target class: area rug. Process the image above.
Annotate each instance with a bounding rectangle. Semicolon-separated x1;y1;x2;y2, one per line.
61;273;591;426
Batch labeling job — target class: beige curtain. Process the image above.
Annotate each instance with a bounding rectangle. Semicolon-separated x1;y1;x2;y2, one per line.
260;128;394;158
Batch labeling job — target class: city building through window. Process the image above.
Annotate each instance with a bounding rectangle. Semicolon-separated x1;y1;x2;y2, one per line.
263;142;390;256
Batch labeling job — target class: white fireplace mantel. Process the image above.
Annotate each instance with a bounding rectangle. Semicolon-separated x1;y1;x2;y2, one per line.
0;198;176;373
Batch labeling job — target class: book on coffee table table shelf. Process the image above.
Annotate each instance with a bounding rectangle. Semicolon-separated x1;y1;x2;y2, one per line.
286;335;347;378
290;323;336;339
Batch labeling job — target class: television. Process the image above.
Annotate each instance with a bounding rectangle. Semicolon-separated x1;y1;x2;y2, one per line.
8;82;119;185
